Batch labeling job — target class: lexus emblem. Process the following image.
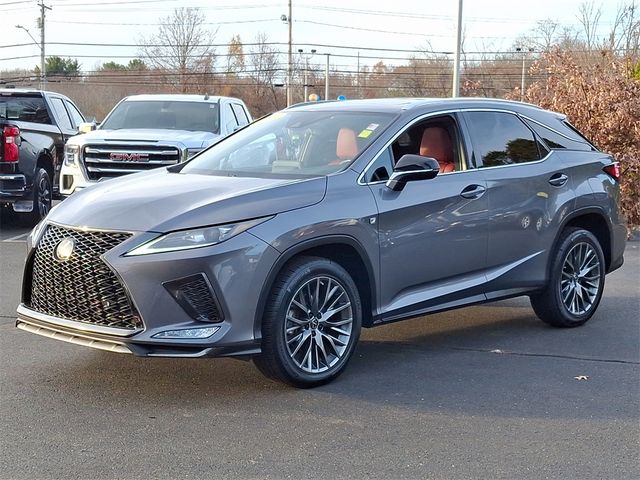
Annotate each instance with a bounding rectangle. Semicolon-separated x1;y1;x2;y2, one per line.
54;238;75;261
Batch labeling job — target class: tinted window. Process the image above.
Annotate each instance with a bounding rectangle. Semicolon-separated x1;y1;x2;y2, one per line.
231;104;249;126
50;97;73;130
524;118;594;151
465;112;543;167
0;95;51;124
101;101;220;133
64;100;84;128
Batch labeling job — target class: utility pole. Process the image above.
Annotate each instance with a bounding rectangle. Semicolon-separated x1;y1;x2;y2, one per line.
298;48;315;102
286;0;293;107
451;0;463;97
324;53;330;101
37;1;51;90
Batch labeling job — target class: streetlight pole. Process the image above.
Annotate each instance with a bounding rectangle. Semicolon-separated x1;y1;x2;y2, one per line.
451;0;463;97
17;2;50;90
516;47;534;101
324;53;330;101
298;49;315;102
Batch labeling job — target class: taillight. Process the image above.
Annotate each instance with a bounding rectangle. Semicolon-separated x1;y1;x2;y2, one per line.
603;162;621;181
3;125;20;162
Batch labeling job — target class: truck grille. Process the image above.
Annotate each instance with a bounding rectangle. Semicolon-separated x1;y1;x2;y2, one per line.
27;224;142;331
83;144;181;180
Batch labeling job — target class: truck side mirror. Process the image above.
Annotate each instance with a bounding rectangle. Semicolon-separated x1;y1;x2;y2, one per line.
78;122;96;134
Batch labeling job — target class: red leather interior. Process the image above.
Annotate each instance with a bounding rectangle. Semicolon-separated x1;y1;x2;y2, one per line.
419;127;456;173
336;128;358;161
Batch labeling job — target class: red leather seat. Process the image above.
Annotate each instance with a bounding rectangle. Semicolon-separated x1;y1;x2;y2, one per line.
330;128;359;165
419;127;455;173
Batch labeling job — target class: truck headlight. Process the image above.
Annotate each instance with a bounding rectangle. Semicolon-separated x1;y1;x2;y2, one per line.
124;217;271;256
187;148;202;159
64;144;80;166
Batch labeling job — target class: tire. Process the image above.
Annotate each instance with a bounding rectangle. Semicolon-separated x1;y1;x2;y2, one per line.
253;256;362;388
530;227;606;327
21;167;51;226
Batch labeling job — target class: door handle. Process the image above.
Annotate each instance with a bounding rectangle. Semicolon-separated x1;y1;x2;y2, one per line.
549;173;568;187
460;184;486;199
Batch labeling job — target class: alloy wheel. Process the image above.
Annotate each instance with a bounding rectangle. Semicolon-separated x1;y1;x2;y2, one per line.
37;174;51;217
284;276;353;374
560;241;602;316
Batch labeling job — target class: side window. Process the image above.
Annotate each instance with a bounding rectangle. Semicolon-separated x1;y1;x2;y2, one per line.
231;104;249;126
465;112;543;167
364;147;393;182
50;97;73;130
64;100;85;128
225;104;239;133
523;118;593;152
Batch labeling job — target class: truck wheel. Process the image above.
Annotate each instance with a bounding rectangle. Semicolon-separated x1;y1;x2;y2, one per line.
254;256;362;388
23;168;51;226
530;228;605;327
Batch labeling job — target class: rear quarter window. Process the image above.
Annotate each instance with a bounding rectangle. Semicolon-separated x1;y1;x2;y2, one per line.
523;118;595;152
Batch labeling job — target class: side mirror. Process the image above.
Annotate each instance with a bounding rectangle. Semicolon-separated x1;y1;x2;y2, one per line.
78;122;96;134
386;154;440;191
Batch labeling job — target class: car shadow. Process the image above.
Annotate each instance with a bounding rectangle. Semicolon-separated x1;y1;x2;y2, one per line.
23;300;638;422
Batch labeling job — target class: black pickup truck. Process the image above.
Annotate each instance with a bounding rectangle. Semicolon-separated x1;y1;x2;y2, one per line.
0;88;86;224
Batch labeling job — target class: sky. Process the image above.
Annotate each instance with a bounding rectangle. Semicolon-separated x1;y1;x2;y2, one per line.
0;0;625;74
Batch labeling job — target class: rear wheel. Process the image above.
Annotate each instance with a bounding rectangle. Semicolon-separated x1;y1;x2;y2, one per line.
530;228;605;327
254;256;362;388
22;168;51;226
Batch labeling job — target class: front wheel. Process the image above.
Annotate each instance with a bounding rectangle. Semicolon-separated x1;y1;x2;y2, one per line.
530;228;605;327
254;256;362;388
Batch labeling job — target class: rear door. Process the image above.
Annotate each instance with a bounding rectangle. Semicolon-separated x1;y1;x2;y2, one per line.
367;113;489;320
461;110;574;297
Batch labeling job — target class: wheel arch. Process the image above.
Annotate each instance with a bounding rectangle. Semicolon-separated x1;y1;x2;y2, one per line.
254;235;377;340
552;207;612;272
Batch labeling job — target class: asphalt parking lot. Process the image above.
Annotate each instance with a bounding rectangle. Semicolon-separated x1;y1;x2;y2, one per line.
1;215;638;480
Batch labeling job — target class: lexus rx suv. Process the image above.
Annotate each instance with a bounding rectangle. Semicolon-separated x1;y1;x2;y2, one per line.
16;98;626;388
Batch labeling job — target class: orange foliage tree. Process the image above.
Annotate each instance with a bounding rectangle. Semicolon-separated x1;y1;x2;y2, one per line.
519;49;640;227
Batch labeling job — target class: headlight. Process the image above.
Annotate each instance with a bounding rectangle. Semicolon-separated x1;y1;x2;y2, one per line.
64;144;80;166
187;148;202;159
125;217;271;256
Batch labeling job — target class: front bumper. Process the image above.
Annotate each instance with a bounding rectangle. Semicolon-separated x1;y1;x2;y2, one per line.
18;226;280;357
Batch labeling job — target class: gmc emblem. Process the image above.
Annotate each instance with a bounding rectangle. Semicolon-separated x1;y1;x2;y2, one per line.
110;152;149;162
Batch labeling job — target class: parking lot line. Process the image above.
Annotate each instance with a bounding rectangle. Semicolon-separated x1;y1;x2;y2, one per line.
2;232;29;242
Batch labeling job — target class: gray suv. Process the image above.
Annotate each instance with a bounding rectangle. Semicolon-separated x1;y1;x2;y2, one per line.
16;98;626;387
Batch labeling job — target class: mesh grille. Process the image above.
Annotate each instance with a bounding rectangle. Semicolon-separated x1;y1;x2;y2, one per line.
178;276;222;322
28;224;142;331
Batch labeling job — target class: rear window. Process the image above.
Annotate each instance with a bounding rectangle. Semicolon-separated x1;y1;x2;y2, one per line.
0;95;52;124
523;118;595;152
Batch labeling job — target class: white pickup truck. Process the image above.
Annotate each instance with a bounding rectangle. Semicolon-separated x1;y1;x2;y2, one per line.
60;94;252;196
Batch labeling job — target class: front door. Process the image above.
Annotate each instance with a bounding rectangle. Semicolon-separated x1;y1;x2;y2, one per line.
365;114;489;321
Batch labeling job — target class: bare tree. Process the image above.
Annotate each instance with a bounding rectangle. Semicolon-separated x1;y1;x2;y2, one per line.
248;33;283;115
226;34;245;74
577;1;603;51
139;7;217;93
609;1;640;57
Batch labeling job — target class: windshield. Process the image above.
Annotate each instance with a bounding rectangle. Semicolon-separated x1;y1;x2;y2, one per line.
101;100;220;133
181;110;395;177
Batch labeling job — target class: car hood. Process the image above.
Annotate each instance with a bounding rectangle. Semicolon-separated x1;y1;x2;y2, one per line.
71;129;221;148
49;169;327;232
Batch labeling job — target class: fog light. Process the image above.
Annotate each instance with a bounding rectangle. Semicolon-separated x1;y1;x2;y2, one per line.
152;326;220;339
